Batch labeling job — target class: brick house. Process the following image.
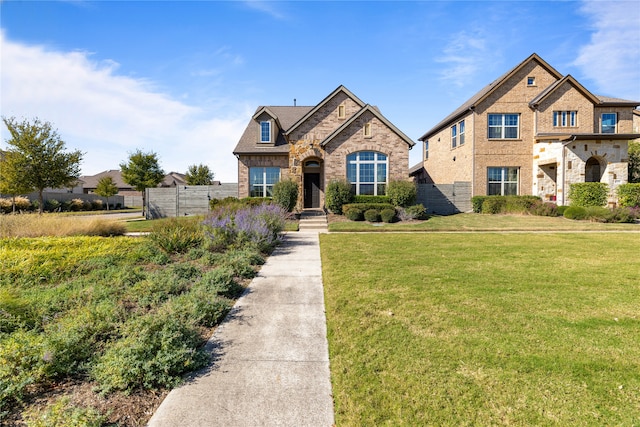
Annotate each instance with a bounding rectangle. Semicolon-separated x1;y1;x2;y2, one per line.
413;53;640;206
233;85;415;210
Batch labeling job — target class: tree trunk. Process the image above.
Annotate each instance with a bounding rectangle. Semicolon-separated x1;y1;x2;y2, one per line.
38;189;44;214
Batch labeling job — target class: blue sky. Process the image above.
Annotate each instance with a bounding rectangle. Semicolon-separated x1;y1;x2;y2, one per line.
1;0;639;182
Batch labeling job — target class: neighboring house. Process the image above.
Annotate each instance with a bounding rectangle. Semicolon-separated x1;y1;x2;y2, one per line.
80;170;188;195
233;85;415;209
413;53;640;206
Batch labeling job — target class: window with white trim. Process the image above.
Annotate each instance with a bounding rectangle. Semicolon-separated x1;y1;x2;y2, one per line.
347;151;387;195
488;114;519;139
601;113;617;134
260;121;271;143
488;167;519;195
553;111;577;127
459;120;465;145
451;124;457;148
250;167;280;197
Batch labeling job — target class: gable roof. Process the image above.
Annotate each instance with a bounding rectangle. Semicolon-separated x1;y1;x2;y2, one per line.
529;74;600;108
320;104;415;148
419;53;563;141
252;106;284;130
284;85;366;137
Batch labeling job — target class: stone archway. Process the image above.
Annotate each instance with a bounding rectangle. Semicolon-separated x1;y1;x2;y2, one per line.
585;157;604;182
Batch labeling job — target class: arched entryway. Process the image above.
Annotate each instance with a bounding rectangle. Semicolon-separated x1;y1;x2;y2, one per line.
585;157;604;182
303;159;322;209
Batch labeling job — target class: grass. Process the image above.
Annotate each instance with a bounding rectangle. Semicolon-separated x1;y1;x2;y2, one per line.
125;216;300;233
320;233;640;426
328;212;640;232
0;214;126;238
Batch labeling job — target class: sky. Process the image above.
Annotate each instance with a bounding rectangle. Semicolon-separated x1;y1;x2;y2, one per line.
1;0;639;183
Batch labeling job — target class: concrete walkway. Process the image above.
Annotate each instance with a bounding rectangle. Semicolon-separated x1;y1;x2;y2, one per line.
147;225;334;426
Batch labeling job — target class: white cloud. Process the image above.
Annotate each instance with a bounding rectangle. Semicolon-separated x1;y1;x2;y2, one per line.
436;31;490;88
574;0;640;100
0;31;246;182
242;0;287;20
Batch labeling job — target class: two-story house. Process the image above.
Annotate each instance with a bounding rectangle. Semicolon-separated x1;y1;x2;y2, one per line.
413;53;640;206
233;85;414;210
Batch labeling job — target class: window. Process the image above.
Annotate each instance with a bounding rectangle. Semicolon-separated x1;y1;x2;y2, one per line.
527;77;536;86
487;167;519;195
425;140;429;160
601;113;617;134
451;124;457;148
363;122;372;138
459;120;465;145
347;151;387;195
338;104;346;119
553;111;577;127
260;121;271;143
488;114;519;139
250;167;280;197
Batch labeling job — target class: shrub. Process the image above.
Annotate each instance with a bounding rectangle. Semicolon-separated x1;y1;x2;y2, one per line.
272;179;299;212
92;313;209;394
353;195;391;204
568;182;608;207
364;209;380;222
380;208;396;223
197;266;242;298
387;180;417;207
528;201;558;217
343;206;364;221
557;205;569;216
44;199;61;212
471;196;488;213
481;197;506;214
160;291;230;329
0;196;31;213
325;180;353;214
505;196;541;213
342;203;394;212
563;206;588;220
148;217;204;254
617;183;640;207
0;330;48;407
69;198;85;212
90;199;104;210
398;204;427;220
23;397;106;427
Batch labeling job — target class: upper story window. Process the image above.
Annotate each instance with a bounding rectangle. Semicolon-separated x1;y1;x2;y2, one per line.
553;111;577;127
260;121;271;143
601;113;617;134
425;140;429;160
459;120;465;145
527;76;536;86
488;114;519;139
363;122;372;138
338;104;346;119
451;124;457;148
347;151;388;195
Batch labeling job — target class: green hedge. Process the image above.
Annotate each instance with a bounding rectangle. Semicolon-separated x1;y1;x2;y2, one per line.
472;195;542;214
616;183;640;207
354;195;391;204
387;180;417;207
568;182;608;207
272;179;298;212
326;180;354;214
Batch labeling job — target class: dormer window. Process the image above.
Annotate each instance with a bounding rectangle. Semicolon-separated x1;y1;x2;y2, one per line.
364;122;372;138
527;76;536;86
260;121;271;143
338;104;346;119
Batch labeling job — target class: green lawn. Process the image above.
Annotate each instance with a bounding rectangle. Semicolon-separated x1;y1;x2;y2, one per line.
320;233;640;426
329;213;640;232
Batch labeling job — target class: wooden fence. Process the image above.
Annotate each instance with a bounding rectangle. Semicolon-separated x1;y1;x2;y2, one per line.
416;182;472;215
146;184;238;219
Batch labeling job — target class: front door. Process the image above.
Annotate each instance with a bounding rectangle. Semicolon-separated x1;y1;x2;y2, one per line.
304;173;320;208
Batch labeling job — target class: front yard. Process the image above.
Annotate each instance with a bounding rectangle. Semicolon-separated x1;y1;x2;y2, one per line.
320;232;640;426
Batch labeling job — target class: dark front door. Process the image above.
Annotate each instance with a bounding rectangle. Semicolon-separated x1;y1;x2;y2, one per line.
304;173;320;208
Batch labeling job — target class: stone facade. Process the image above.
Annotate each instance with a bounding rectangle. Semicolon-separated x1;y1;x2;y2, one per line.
418;54;640;204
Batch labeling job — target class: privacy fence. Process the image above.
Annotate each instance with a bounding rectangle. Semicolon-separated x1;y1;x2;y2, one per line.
416;182;472;215
146;184;238;219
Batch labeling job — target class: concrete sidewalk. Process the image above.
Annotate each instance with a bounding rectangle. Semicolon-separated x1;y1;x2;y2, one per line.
147;231;335;426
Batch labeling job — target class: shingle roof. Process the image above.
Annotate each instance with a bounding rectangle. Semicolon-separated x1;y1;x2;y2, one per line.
79;170;130;189
233;106;313;155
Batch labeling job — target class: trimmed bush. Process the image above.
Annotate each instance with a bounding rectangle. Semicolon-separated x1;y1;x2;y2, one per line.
617;183;640;207
354;195;391;204
505;195;541;213
325;180;353;214
563;206;588;220
272;179;298;212
568;182;608;207
380;208;396;223
557;205;569;216
481;197;506;214
364;209;381;222
342;203;395;213
528;201;558;217
402;204;427;220
387;180;417;207
343;206;364;221
471;196;488;213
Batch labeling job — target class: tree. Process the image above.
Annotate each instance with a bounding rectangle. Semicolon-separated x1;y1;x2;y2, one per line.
0;150;35;213
94;176;119;211
185;163;214;185
120;149;164;217
2;117;83;214
629;141;640;183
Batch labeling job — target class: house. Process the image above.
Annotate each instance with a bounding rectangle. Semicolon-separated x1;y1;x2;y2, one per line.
233;85;415;210
414;53;640;206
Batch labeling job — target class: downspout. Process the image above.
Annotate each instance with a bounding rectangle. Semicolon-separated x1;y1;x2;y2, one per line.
470;106;476;196
561;136;577;206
